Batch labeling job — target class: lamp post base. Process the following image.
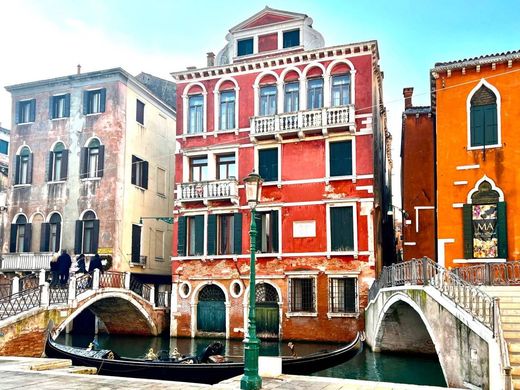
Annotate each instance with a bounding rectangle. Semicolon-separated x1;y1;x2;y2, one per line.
240;337;262;390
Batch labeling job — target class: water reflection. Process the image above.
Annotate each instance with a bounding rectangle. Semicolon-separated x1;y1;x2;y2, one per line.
56;334;446;387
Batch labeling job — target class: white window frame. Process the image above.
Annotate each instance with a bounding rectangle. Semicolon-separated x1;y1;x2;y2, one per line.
182;82;208;137
18;100;33;124
326;272;360;318
254;144;281;186
326;201;358;256
252;207;281;256
325;136;356;182
286;271;318;317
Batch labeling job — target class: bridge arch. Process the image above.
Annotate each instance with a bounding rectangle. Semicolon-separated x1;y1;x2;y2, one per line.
54;291;158;338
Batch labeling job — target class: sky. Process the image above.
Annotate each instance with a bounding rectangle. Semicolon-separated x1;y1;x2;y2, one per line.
0;0;518;206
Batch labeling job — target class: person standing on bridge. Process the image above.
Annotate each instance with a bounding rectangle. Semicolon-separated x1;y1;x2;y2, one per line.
57;249;72;286
88;253;103;274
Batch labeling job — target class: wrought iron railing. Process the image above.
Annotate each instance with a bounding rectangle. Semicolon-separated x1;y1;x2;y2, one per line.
368;257;496;331
130;277;152;301
0;287;41;320
49;286;68;304
75;273;92;297
157;291;169;308
455;261;520;286
99;271;125;288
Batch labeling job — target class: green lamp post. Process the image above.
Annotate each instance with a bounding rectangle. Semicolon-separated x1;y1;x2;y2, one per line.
241;171;263;390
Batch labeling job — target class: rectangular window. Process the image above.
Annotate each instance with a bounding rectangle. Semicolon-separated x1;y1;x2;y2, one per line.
131;224;142;263
237;38;254;56
157;167;166;196
52;151;63;181
18;99;35;124
217;214;234;255
131;155;149;189
155;229;164;260
283;29;300;48
51;94;70;119
188;94;203;134
187;215;204;256
307;78;323;109
284;82;299;113
19;154;30;184
0;140;9;155
84;89;106;115
83;220;95;254
331;75;351;106
258;148;278;182
17;225;26;252
289;278;315;313
190;156;208;182
219;90;236;130
330;206;355;252
329;277;357;313
255;210;279;254
259;85;277;116
88;147;99;178
329;140;353;177
136;99;145;125
217;154;236;180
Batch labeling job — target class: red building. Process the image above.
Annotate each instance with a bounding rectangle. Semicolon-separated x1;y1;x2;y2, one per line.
170;7;392;342
400;87;435;261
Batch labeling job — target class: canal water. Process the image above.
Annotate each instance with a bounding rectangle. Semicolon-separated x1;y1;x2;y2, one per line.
56;333;446;387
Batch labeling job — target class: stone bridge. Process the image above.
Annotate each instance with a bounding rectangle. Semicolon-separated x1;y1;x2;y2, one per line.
365;258;509;390
0;270;169;357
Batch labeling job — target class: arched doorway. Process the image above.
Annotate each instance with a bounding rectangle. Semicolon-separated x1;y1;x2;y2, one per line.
197;285;226;333
256;283;279;339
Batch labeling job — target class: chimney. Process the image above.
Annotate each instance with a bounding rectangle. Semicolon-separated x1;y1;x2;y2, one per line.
77;64;81;75
403;87;414;109
207;52;215;67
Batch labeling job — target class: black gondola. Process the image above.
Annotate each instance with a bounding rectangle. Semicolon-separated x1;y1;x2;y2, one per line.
44;333;362;385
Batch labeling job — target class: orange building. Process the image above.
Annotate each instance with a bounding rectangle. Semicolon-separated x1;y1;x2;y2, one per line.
432;50;520;269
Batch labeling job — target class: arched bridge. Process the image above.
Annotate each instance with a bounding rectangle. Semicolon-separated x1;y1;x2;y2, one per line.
0;270;170;357
365;258;510;390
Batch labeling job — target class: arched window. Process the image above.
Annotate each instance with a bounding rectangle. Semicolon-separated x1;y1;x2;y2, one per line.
41;213;62;252
48;142;68;181
10;215;31;253
80;139;104;179
219;90;236;130
331;74;351;106
259;85;277;116
463;180;506;259
188;94;204;133
15;147;32;185
470;85;498;147
75;211;99;255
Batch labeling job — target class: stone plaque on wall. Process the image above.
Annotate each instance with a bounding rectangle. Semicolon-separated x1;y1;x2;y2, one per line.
293;221;316;238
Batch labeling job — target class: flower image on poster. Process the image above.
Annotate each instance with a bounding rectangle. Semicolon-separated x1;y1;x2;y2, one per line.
472;204;498;258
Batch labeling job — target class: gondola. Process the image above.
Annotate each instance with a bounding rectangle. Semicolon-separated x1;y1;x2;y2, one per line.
44;332;362;385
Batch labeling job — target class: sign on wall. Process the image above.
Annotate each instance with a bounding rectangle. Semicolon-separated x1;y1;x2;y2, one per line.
293;221;316;238
472;204;497;258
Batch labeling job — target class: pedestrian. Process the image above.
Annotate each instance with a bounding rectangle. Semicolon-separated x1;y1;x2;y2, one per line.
57;249;72;286
88;253;103;274
49;252;59;287
76;254;87;274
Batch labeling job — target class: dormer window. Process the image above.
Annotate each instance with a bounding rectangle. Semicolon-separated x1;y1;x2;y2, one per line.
237;38;254;57
283;29;300;48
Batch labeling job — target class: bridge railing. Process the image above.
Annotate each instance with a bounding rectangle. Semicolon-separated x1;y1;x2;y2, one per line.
0;286;41;320
99;271;125;288
455;261;520;286
130;276;152;302
369;257;496;331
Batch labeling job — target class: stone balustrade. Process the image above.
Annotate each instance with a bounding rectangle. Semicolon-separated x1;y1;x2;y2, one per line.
0;253;53;271
177;179;238;203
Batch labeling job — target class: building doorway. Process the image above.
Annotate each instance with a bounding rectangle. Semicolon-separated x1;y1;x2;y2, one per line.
255;283;279;339
197;284;226;333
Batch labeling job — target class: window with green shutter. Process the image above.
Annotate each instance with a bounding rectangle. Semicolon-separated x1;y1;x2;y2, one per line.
330;206;354;251
187;215;204;256
329;140;353;177
255;210;279;254
258;148;278;182
470;85;498;147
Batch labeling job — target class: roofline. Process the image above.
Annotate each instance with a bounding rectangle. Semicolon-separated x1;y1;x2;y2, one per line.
431;50;520;73
171;40;379;82
229;6;307;33
5;67;176;116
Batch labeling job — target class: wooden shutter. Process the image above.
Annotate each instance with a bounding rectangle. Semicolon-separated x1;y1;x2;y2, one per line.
14;155;21;184
92;220;100;253
55;222;61;252
470;106;484;147
259;149;278;182
463;204;473;259
271;210;279;252
47;152;54;181
79;147;87;179
233;213;243;255
29;99;36;122
97;145;105;177
131;155;137;185
484;105;498;145
49;96;54;119
255;212;263;253
83;90;89;114
142;161;149;189
74;220;82;254
100;88;106;113
64;94;71;117
27;153;33;184
194;215;204;255
331;206;354;251
207;214;217;255
344;278;356;313
61;150;69;180
177;216;187;256
23;223;32;253
131;224;142;263
498;202;507;259
15;101;20;124
40;223;50;252
330;141;352;176
9;224;17;252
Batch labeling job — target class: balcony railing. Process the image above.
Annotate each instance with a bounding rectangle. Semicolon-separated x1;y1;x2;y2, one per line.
0;253;53;271
177;179;238;204
250;105;355;140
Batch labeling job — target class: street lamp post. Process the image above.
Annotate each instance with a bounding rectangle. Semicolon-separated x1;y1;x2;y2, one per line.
241;171;263;390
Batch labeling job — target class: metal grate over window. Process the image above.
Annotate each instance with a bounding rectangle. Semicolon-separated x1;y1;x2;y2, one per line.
256;283;278;303
329;277;356;313
199;284;225;301
289;278;315;312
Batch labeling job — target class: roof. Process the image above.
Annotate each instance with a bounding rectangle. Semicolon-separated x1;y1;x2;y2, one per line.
432;49;520;72
229;6;307;33
404;106;431;115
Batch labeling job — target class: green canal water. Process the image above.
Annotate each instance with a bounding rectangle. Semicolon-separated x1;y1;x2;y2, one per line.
56;333;446;387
